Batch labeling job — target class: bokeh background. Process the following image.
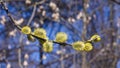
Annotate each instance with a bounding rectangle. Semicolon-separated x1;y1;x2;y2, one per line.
0;0;120;68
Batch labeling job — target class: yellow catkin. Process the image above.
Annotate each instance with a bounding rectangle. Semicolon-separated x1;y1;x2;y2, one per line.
89;34;101;42
21;26;31;34
72;41;85;51
84;42;93;52
43;41;53;52
55;32;68;43
34;28;47;39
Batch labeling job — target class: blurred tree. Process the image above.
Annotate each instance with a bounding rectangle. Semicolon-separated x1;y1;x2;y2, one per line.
0;0;120;68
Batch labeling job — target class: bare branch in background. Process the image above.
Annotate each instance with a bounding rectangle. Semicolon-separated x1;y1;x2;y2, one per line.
0;1;21;30
0;0;120;68
111;0;120;4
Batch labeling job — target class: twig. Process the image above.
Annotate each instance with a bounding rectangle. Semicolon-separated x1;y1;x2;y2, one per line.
111;0;120;4
81;0;89;68
0;1;21;30
0;1;23;67
44;52;78;67
18;3;37;68
31;34;72;46
18;0;46;15
18;47;23;68
27;5;36;25
0;0;73;48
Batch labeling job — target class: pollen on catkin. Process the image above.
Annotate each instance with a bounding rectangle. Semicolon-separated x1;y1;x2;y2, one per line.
21;26;31;34
72;41;85;51
84;42;93;52
33;28;47;39
43;41;53;52
55;32;68;43
89;34;101;42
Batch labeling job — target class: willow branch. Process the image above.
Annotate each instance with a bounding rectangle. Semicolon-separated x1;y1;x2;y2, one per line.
0;0;73;46
31;34;72;46
0;1;21;30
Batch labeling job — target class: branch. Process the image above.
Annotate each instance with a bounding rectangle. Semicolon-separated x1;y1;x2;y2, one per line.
18;0;46;15
31;34;72;46
0;0;21;30
0;0;73;47
0;0;60;46
44;52;78;67
111;0;120;4
27;5;36;25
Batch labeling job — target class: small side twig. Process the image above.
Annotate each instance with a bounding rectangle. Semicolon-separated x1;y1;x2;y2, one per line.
27;5;36;25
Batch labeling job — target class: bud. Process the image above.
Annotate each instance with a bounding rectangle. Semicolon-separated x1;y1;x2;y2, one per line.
49;2;57;10
52;13;60;21
24;53;29;59
89;34;101;42
7;63;11;68
27;34;36;42
23;60;28;66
